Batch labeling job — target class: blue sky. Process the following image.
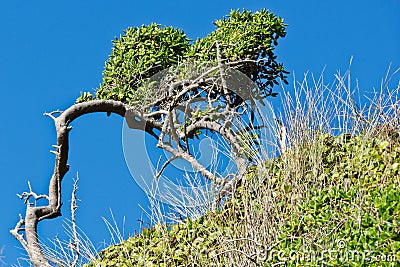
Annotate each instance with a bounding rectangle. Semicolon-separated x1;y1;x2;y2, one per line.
0;0;399;265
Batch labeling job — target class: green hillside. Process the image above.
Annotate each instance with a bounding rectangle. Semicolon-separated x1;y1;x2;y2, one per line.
85;133;400;266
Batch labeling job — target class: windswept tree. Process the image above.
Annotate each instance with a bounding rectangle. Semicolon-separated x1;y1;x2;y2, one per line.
11;9;288;266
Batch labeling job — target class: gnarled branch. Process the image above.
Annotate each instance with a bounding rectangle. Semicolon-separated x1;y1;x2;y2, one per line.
11;100;130;266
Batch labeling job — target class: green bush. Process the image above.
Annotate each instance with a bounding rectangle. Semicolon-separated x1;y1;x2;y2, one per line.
190;9;288;95
96;23;190;103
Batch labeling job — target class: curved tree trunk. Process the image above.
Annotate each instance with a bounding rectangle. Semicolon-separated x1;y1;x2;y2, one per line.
11;100;128;266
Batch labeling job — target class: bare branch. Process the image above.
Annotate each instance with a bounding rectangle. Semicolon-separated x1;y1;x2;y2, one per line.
43;110;63;121
157;140;224;186
17;181;49;205
69;175;80;267
155;155;179;179
10;214;28;250
167;109;185;152
158;112;170;147
185;119;245;166
216;41;232;107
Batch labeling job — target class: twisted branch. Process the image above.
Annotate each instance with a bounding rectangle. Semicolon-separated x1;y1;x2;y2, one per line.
11;100;130;266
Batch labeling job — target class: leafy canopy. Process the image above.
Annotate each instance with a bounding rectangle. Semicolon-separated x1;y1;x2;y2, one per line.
96;23;190;103
190;9;288;94
78;9;288;104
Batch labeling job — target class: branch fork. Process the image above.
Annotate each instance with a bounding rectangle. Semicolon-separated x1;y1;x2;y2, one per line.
17;181;49;205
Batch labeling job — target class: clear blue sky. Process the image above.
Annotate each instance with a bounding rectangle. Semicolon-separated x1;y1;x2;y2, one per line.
0;0;399;265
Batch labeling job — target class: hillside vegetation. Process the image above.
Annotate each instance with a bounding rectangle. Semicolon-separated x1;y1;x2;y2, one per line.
85;131;400;266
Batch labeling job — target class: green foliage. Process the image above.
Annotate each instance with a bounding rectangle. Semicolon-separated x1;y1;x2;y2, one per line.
85;134;400;266
92;9;288;105
190;9;288;95
85;214;229;266
261;134;400;266
76;91;94;103
96;23;190;103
